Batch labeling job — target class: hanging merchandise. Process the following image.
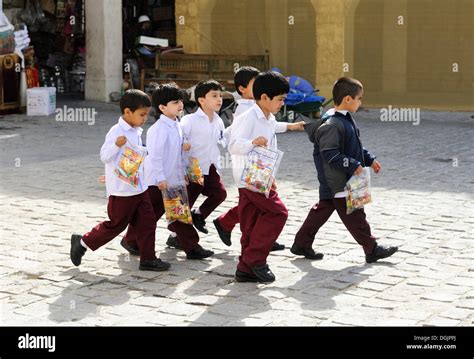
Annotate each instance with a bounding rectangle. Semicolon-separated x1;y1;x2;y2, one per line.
0;10;15;55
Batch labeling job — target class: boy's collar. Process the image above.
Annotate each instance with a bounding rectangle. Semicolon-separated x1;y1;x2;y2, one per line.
195;107;217;121
238;98;255;104
119;117;143;133
253;103;274;121
159;114;178;126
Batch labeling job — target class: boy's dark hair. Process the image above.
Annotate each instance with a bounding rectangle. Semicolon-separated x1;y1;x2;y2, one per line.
194;80;224;107
120;89;151;114
234;66;260;95
152;83;186;114
253;71;290;100
332;77;363;106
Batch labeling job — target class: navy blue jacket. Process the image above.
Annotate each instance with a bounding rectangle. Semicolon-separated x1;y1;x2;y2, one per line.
306;112;376;200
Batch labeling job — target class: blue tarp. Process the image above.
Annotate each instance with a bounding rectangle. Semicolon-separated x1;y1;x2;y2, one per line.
272;68;326;106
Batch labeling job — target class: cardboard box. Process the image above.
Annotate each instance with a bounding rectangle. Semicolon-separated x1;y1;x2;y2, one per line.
27;87;56;116
137;36;168;47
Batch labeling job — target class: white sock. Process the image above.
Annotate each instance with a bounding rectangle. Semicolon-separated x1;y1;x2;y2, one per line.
170;232;177;238
80;239;90;250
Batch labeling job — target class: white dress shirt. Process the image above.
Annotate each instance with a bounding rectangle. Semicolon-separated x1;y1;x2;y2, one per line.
145;114;187;187
233;98;257;118
228;103;280;187
100;117;147;197
180;107;225;175
224;98;288;146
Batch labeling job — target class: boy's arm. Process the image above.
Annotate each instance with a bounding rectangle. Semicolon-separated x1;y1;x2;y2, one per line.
100;129;122;164
222;126;231;148
147;127;168;185
317;124;360;175
228;116;255;155
275;122;288;133
363;147;376;167
180;115;191;140
217;118;228;148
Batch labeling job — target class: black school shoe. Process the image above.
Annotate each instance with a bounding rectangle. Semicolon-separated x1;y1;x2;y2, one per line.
250;264;275;283
166;235;183;250
365;243;398;263
290;244;324;260
213;218;231;246
139;258;171;271
271;242;285;251
192;210;209;234
70;234;86;266
186;247;214;260
120;239;140;256
235;270;259;283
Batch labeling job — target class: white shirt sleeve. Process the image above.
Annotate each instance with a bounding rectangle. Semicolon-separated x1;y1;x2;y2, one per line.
216;117;227;148
276;122;288;133
180;115;191;140
100;129;121;164
148;126;168;184
228;116;255;156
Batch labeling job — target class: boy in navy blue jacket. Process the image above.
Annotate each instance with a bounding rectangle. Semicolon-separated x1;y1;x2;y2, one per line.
291;77;398;263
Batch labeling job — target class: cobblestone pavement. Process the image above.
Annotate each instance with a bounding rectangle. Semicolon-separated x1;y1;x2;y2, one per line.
1;100;473;326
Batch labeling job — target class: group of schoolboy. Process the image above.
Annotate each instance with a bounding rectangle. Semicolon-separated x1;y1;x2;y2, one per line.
70;66;398;284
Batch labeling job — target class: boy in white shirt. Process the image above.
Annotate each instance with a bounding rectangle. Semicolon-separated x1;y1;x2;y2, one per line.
164;80;227;250
214;67;305;252
70;90;171;272
123;83;215;260
228;71;304;283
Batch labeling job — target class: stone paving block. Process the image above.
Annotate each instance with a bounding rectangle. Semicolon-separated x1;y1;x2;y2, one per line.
420;292;459;303
356;281;392;292
438;308;472;321
405;277;440;287
421;317;461;327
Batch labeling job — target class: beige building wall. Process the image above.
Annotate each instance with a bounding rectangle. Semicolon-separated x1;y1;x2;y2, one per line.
176;0;473;110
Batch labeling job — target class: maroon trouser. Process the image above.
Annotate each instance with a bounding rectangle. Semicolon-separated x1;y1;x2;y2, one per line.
294;198;376;255
188;164;227;219
237;188;288;274
82;192;157;261
123;186;201;253
218;204;239;232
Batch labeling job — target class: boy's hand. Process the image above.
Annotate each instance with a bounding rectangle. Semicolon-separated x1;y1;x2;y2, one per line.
115;136;127;148
271;179;277;191
252;136;268;147
354;165;363;176
371;160;382;174
158;181;168;190
288;121;305;132
98;175;106;184
183;142;191;152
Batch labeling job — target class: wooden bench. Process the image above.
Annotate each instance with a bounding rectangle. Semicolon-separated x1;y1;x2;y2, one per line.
140;52;269;91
